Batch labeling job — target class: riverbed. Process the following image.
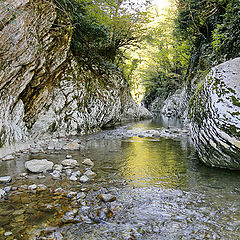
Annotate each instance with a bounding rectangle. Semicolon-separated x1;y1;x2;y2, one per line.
0;116;240;239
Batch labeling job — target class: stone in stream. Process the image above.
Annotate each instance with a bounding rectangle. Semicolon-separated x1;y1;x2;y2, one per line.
62;142;80;151
82;158;94;166
0;189;6;199
51;170;61;180
84;170;96;178
80;175;90;183
69;175;78;181
53;164;63;172
61;159;79;168
0;176;12;183
98;194;116;202
25;159;54;173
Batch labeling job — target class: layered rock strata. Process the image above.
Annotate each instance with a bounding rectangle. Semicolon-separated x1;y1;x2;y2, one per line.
190;58;240;169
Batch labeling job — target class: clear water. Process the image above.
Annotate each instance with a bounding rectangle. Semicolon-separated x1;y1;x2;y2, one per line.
1;116;240;239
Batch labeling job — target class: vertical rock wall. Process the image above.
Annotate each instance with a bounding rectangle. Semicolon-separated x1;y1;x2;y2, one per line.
0;0;151;148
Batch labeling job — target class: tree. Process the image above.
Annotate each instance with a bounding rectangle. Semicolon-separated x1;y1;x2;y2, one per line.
82;0;151;62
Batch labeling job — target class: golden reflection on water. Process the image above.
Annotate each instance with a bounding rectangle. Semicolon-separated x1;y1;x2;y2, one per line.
120;136;187;188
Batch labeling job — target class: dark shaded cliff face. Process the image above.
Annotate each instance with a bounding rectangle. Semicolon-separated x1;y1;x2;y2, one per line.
0;0;151;148
189;57;240;170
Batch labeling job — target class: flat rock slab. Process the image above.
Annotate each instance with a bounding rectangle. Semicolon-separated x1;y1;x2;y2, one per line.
0;176;12;183
25;159;54;173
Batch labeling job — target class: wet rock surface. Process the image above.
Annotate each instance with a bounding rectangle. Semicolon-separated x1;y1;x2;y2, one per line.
190;57;240;169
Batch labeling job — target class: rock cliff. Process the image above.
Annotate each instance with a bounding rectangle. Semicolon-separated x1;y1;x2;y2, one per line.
0;0;151;148
190;57;240;169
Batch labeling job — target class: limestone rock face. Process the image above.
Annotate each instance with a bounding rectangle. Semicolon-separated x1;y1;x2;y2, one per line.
190;58;240;169
0;0;151;149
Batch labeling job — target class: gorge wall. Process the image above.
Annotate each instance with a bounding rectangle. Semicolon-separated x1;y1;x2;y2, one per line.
0;0;151;149
189;58;240;170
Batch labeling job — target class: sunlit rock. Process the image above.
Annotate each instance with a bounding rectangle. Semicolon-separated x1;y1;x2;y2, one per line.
190;57;240;169
25;159;54;173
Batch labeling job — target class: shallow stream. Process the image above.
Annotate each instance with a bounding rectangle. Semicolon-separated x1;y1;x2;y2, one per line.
1;116;240;239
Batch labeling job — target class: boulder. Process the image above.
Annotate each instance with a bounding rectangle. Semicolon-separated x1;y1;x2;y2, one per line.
190;57;240;169
25;159;54;173
61;159;79;168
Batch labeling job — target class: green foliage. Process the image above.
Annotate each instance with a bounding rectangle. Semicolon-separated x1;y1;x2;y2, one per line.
212;0;240;61
175;0;240;75
55;0;150;69
55;0;111;68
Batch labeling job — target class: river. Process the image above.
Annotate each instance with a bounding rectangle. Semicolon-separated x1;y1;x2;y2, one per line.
0;115;240;239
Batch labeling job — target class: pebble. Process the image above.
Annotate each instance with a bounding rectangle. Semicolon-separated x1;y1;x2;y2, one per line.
53;164;63;172
28;184;37;191
37;175;46;179
84;170;96;178
98;193;116;202
82;158;94;166
66;169;72;177
80;175;90;183
0;176;12;183
62;142;80;151
37;184;47;191
51;170;61;179
69;175;78;181
76;192;86;200
4;186;11;193
66;155;72;159
19;173;28;177
72;170;81;177
67;191;77;198
4;231;12;236
0;189;5;198
30;148;43;154
54;188;65;194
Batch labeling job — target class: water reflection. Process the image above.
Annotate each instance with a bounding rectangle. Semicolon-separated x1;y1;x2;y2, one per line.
120;136;188;188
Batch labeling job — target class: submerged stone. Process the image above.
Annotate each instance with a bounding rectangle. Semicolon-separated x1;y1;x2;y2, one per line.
98;194;116;202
